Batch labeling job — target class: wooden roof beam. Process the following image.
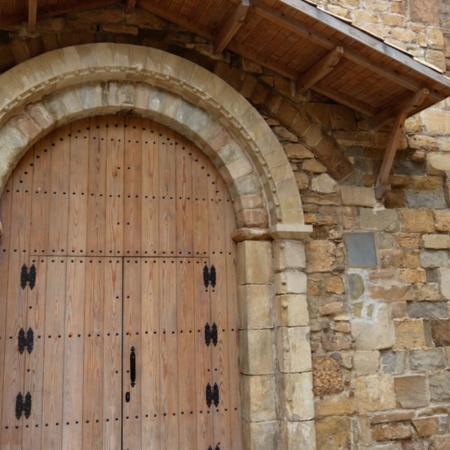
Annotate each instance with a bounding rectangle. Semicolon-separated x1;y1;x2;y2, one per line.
214;0;250;54
297;46;344;94
371;88;429;129
251;0;445;102
375;111;408;200
28;0;37;33
125;0;137;14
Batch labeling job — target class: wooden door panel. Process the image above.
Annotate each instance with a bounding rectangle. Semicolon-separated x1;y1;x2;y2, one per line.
0;116;242;450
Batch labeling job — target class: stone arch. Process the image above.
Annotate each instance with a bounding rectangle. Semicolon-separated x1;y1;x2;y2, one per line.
0;43;311;239
0;43;315;448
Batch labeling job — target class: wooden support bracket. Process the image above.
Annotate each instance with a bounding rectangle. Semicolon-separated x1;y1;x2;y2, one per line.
375;111;408;200
28;0;37;33
125;0;137;14
214;0;250;54
372;88;429;130
297;46;344;94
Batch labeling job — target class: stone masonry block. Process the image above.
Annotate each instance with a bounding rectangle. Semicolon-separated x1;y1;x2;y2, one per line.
435;210;450;232
242;420;278;450
394;375;429;408
240;329;275;375
281;420;316;450
394;319;426;350
440;268;450;299
360;208;399;232
276;294;309;327
273;240;306;271
354;350;380;376
410;349;446;372
241;375;277;422
355;374;396;413
420;250;449;268
277;327;312;373
238;284;274;330
430;371;450;401
275;270;307;295
423;234;450;249
401;209;435;233
237;241;273;285
316;417;351;450
280;372;315;421
352;304;395;350
431;319;450;346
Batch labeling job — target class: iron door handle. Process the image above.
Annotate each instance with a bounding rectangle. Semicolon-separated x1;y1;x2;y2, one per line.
130;346;136;387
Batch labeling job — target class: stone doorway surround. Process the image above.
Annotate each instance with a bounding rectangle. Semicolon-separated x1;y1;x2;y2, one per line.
0;43;314;449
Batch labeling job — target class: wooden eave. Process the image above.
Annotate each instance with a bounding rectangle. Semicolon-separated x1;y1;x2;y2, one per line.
1;0;449;123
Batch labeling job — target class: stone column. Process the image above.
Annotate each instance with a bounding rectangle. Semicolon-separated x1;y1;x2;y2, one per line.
274;239;316;449
237;240;278;450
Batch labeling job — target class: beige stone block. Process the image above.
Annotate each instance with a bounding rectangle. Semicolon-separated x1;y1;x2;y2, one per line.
273;240;306;271
238;284;273;330
277;327;312;373
394;319;425;350
354;350;380;376
423;234;450;249
242;420;278;450
281;420;316;450
241;375;277;421
434;211;450;232
422;109;450;135
400;209;435;233
276;294;309;327
306;240;335;273
237;241;273;285
240;329;274;375
355;374;396;413
315;395;356;417
280;372;315;421
275;270;307;295
428;152;450;174
340;185;376;207
316;417;351;450
372;422;412;441
352;304;395;350
394;375;429;408
440;268;450;300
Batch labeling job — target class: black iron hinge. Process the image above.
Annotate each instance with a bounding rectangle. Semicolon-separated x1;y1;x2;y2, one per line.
206;383;219;408
20;264;36;290
205;322;218;347
203;264;216;288
15;392;32;419
208;445;221;450
18;328;34;354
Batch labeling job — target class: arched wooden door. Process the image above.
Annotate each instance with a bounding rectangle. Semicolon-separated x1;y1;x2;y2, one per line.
0;116;242;450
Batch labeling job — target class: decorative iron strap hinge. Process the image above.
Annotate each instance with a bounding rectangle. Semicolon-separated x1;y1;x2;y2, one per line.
208;445;221;450
205;383;220;408
18;328;34;354
20;264;36;290
203;264;216;288
205;323;218;347
15;392;32;419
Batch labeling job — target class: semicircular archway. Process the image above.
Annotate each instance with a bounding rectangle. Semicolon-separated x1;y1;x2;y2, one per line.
0;43;315;449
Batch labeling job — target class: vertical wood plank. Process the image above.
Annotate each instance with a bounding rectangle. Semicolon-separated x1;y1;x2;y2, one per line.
105;116;125;257
40;257;66;449
62;257;86;449
123;117;143;257
67;120;89;256
103;258;123;450
122;258;143;450
139;258;161;450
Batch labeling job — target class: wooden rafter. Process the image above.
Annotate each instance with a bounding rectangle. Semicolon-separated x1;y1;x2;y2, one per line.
297;46;344;94
371;88;429;129
28;0;38;33
375;111;408;199
251;0;444;103
214;0;249;54
125;0;137;14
